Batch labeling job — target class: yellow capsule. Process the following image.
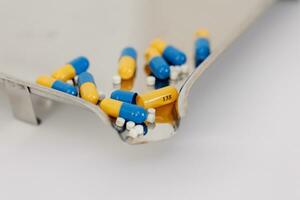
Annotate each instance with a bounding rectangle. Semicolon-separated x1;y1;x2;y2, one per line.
195;28;210;38
150;38;167;54
52;64;76;82
136;86;178;109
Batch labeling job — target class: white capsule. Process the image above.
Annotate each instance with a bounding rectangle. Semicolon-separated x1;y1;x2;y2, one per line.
147;108;156;115
116;117;125;127
180;64;189;74
126;121;135;130
146;113;156;123
112;75;121;85
146;76;156;86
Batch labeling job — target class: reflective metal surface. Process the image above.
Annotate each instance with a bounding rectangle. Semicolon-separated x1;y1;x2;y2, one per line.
0;0;275;144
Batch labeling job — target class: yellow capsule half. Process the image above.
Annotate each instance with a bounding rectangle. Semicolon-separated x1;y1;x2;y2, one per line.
145;47;161;63
99;98;122;118
118;56;136;80
36;75;56;88
78;72;100;104
150;38;167;54
52;64;76;82
195;28;210;38
136;86;179;109
80;83;99;104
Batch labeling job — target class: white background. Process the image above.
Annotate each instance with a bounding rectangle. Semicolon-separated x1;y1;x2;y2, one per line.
0;1;300;200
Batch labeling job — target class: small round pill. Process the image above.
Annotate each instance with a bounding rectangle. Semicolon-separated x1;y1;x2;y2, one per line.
180;64;189;74
147;108;156;115
146;113;156;124
126;121;135;130
116;117;126;127
112;75;121;85
170;67;180;80
128;128;139;138
146;76;156;86
135;125;145;137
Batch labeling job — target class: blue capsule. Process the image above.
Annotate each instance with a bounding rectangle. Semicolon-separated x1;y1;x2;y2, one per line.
111;90;137;104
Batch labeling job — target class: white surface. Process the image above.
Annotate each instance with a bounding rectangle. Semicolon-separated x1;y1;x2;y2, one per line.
0;1;300;200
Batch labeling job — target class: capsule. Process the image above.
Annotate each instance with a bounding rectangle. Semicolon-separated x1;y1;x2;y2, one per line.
36;75;77;96
150;38;187;66
100;98;147;124
78;72;99;104
111;90;137;104
195;29;211;67
145;47;170;80
136;86;178;109
118;47;137;80
52;56;89;82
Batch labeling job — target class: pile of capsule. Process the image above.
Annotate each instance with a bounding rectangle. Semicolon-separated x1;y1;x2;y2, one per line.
35;56;178;138
36;28;211;139
113;28;211;87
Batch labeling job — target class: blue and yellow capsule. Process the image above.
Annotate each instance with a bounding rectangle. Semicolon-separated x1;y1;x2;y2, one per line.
52;56;89;82
36;75;78;96
145;47;170;80
118;47;137;80
100;98;147;124
195;29;211;67
111;90;137;104
150;38;187;66
78;72;99;104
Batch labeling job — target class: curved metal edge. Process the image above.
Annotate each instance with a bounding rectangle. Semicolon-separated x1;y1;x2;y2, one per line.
0;72;111;126
178;0;276;117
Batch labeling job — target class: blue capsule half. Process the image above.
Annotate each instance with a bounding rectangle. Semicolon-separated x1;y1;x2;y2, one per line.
195;38;210;67
69;56;90;74
163;46;187;66
121;47;137;60
36;75;78;96
52;80;78;96
111;90;138;104
149;57;170;80
119;102;148;124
